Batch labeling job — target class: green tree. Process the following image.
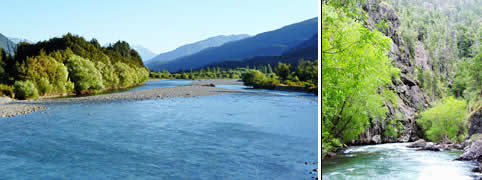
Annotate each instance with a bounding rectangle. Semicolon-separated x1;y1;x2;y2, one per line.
322;3;399;151
417;96;467;143
274;62;291;81
66;55;104;94
14;80;39;99
267;64;273;74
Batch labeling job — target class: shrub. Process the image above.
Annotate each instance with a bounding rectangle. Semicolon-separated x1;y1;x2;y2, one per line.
417;96;468;143
242;70;266;87
14;81;39;99
18;55;73;95
66;55;104;94
96;60;119;89
0;84;15;98
274;62;291;81
114;62;135;87
37;77;53;95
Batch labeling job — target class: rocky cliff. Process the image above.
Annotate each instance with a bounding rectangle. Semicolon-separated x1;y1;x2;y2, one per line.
351;0;430;145
468;107;482;137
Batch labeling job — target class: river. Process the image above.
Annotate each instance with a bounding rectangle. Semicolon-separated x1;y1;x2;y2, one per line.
322;143;481;179
0;80;318;179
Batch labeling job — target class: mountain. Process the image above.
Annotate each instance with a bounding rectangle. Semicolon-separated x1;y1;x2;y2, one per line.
132;45;157;62
146;34;250;70
203;33;318;69
8;37;33;44
0;33;16;55
153;17;318;72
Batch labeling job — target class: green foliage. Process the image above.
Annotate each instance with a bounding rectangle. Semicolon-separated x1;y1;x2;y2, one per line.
14;80;39;100
114;62;143;87
452;58;472;98
417;96;468;143
242;70;267;87
0;84;14;98
0;33;149;98
16;55;72;95
456;25;475;58
66;55;104;94
295;59;318;83
389;0;481;102
384;112;404;139
451;51;482;111
274;62;291;81
95;60;119;89
322;3;400;151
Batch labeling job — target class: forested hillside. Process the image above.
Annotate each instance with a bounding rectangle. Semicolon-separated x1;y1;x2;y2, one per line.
390;0;480;105
322;0;481;158
0;33;148;99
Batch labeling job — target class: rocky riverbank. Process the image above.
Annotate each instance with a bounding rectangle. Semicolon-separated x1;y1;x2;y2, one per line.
190;79;244;86
0;97;46;118
0;79;249;118
406;135;482;176
35;85;247;104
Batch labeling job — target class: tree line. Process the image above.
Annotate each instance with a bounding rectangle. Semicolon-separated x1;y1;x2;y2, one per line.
0;33;148;99
150;60;318;94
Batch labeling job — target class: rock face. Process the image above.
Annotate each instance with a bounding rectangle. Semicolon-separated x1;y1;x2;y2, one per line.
456;139;482;161
350;0;429;145
468;107;482;137
414;41;431;71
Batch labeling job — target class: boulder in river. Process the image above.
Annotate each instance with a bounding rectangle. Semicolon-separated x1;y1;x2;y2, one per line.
456;139;482;161
407;139;426;148
325;152;336;159
416;143;440;151
471;163;482;173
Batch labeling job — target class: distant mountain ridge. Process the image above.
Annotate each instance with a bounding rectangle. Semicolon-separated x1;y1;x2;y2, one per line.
8;37;33;44
202;33;318;69
0;33;16;55
132;45;157;62
146;34;250;70
153;17;318;72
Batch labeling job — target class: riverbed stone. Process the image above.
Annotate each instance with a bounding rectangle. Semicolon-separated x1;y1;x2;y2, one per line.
456;139;482;161
0;96;12;104
417;143;440;151
325;152;336;158
407;139;426;148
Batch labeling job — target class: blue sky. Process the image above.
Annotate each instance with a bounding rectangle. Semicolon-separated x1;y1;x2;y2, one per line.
1;0;318;53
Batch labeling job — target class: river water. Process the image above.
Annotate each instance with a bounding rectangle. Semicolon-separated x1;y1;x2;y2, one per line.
0;80;318;179
322;143;481;180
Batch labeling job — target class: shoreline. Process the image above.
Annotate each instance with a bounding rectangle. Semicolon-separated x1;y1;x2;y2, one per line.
1;79;316;118
0;79;247;118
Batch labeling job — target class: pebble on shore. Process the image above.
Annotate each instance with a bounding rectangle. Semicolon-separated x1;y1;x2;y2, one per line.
1;79;247;118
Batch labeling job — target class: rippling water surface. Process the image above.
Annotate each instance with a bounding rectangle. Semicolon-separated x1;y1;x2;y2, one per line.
0;80;318;179
322;143;480;180
127;79;194;91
